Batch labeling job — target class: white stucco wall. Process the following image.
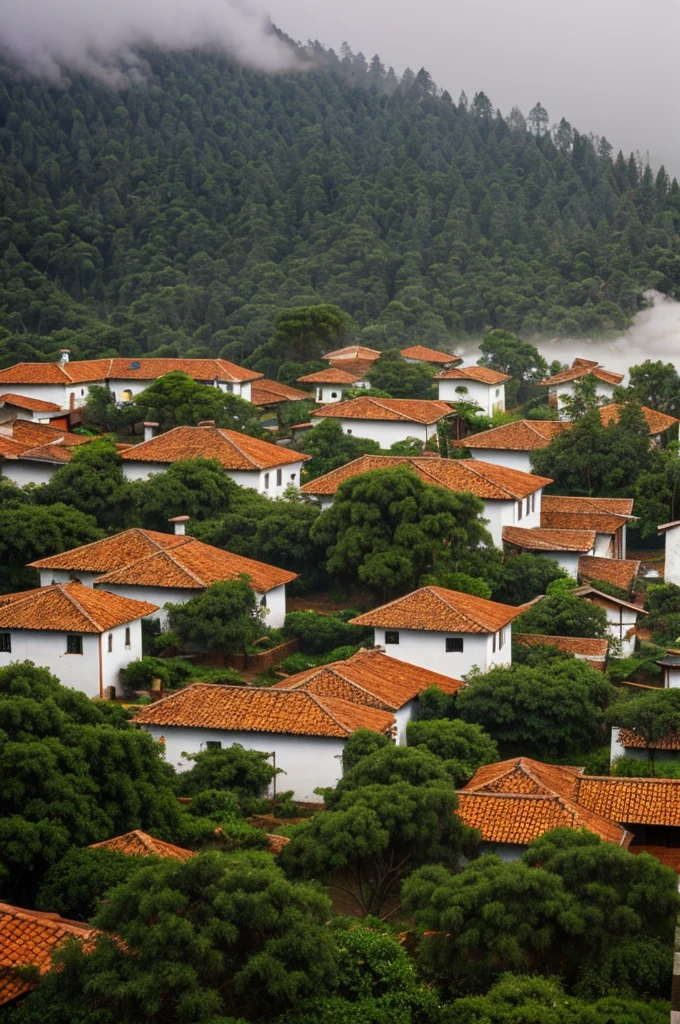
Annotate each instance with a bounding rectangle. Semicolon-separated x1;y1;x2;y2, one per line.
593;533;615;558
315;385;346;404
372;626;511;678
491;489;542;548
437;380;505;416
0;631;100;696
0;383;70;408
259;463;305;498
39;569;100;588
663;526;680;586
551;381;617;420
1;460;61;487
121;460;168;481
533;549;590;578
107;378;252;405
467;448;534;474
583;595;638;657
97;581;287;630
141;724;347;802
310;417;440;447
101;620;144;695
394;699;419;746
122;460;303;498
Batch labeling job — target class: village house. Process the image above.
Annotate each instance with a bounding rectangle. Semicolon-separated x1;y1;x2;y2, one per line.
0;394;68;427
433;365;511;416
514;633;609;671
577;555;640;593
0;419;95;486
250;379;310;409
399;345;462;367
453;419;569;473
651;652;680;689
349;587;525;678
572;584;646;657
134;683;396;802
296;367;365;404
272;647;464;745
502;526;596;576
30;523;297;629
658;520;680;586
0;582;157;699
321;344;381;364
0;354;263;411
119;423;309;497
309;397;456;448
300;454;551;547
89;831;194;861
538;358;624;419
610;727;680;766
541;496;635;559
598;403;679;443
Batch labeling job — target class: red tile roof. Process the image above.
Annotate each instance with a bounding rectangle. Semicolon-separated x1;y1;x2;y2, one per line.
0;582;158;632
327;358;376;378
538;362;623;387
541;510;629;534
577;777;680;827
120;425;309;470
322;345;381;361
454;419;570;450
311;397;455;424
134;683;396;738
272;648;463;710
456;791;628;846
400;346;462;365
578;555;641;590
598;403;679;434
433;366;512;384
250;380;310;406
0;903;96;1005
542;495;635;517
514;634;609;659
615;729;680;751
0;358;262;387
503;526;596;553
300;455;551;500
349;586;525;633
30;528;187;573
296;368;362;385
89;830;194;861
0;394;62;413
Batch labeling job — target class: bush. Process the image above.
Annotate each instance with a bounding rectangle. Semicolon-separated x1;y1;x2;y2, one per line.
282;611;372;654
341;728;392;772
406;719;499;785
36;847;148;921
176;744;279;800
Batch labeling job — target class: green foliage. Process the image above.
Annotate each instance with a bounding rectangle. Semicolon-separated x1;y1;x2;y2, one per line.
269;304;353;363
611;756;680;778
120;656;242;693
167;578;265;654
608;688;680;767
478;330;548;405
414;684;459;721
367;351;437;399
621;360;680;419
175;744;279;800
420;570;492;599
129;457;242;531
341;728;392;773
298;419;381;481
406;719;499;785
329;744;452;799
0;501;102;574
131;371;267;435
586;578;631;601
281;610;372;654
457;660;613;757
388;436;426;455
514;591;609;638
456;548;568;605
37;438;133;531
36;847;148;922
310;466;488;598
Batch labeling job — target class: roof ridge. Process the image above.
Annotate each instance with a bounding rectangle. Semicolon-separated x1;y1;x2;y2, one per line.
453;459;514;499
428;585;490;633
305;691;352;735
58;583;103;632
212;427;258;469
365;397;410;421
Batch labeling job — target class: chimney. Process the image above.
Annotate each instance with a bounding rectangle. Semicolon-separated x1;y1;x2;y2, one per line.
197;419;215;428
168;515;190;536
59;349;70;364
143;421;159;442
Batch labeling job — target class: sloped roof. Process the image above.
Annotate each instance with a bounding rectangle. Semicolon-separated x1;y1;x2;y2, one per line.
578;555;640;590
577;777;680;827
1;420;92;451
272;648;463;710
454;419;570;451
456;792;628;846
322;345;381;361
89;830;194;861
541;510;629;534
134;683;396;738
327;358;376;378
0;358;262;386
463;756;585;800
0;394;62;412
400;346;462;365
30;528;187;572
250;380;310;406
120;425;309;470
514;634;609;659
433;366;512;384
0;582;158;633
542;495;635;517
0;903;97;1006
503;526;596;553
300;455;551;500
572;585;647;614
616;729;680;751
297;368;362;385
349;586;524;634
311;397;455;424
538;362;623;387
598;403;679;434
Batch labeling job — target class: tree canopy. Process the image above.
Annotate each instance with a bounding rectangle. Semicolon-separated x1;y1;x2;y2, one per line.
166;578;265;654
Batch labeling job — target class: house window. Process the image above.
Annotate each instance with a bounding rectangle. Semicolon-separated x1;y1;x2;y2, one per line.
260;595;267;608
125;627;131;649
225;383;234;393
385;630;400;645
446;637;464;653
346;428;352;435
206;740;222;750
517;501;523;520
331;391;338;398
526;496;530;515
276;468;282;486
290;473;296;481
499;628;506;649
531;492;536;512
108;633;113;652
0;633;10;653
492;632;496;653
66;635;83;655
264;472;270;489
495;389;500;397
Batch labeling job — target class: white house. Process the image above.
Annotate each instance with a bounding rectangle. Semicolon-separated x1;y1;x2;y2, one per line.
659;520;680;586
573;584;646;658
537;359;624;420
433;366;511;416
0;420;96;487
272;647;464;745
310;397;455;448
301;454;551;547
297;367;365;404
542;496;635;560
322;345;381;364
30;523;297;630
0;355;262;411
349;586;525;679
0;394;67;426
399;346;462;368
577;555;640;596
134;683;396;802
453;419;570;473
610;726;680;764
120;423;309;497
502;526;596;577
0;581;157;698
653;653;680;689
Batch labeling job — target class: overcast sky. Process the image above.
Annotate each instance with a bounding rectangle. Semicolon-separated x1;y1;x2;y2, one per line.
269;0;679;173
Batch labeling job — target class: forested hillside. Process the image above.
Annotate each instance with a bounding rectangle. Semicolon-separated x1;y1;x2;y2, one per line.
1;42;679;369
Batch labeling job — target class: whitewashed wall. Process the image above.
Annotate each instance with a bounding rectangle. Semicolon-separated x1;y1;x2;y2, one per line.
39;569;100;588
437;380;504;416
664;526;680;586
466;448;534;474
122;460;304;498
0;383;70;407
315;385;346;404
1;460;61;487
96;581;287;630
101;619;144;695
582;594;638;657
309;417;437;447
551;380;617;420
107;378;252;404
372;626;511;678
533;549;589;578
0;631;100;696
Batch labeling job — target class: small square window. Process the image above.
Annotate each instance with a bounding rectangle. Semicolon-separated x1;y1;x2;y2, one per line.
125;627;131;649
331;391;338;398
445;637;464;653
66;635;83;655
276;468;282;486
0;633;11;653
499;628;505;649
346;429;352;435
108;633;113;652
495;388;500;397
206;740;222;750
385;630;400;645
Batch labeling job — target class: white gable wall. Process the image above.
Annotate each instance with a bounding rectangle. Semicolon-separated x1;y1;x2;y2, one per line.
101;620;144;696
39;569;99;588
533;550;588;578
310;417;438;447
372;626;511;678
551;380;617;420
437;380;505;416
581;594;639;657
315;385;347;404
466;448;534;474
487;489;542;548
0;383;70;407
0;630;100;697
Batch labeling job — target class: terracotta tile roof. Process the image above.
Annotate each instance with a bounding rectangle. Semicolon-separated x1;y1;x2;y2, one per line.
349;586;525;634
2;420;92;451
456;791;629;846
0;394;62;412
464;757;585;800
578;555;640;590
0;436;33;459
542;495;635;517
327;358;376;378
296;368;362;385
433;366;512;384
0;358;262;387
0;903;96;1005
615;729;680;751
89;830;194;861
134;683;396;738
272;648;463;710
251;380;310;406
322;345;381;361
454;419;570;450
503;526;596;553
598;403;679;434
541;510;628;534
538;363;624;387
120;425;309;470
311;397;455;424
576;777;680;827
30;528;187;573
0;581;158;632
514;634;609;659
300;455;551;500
266;833;290;854
400;346;462;365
